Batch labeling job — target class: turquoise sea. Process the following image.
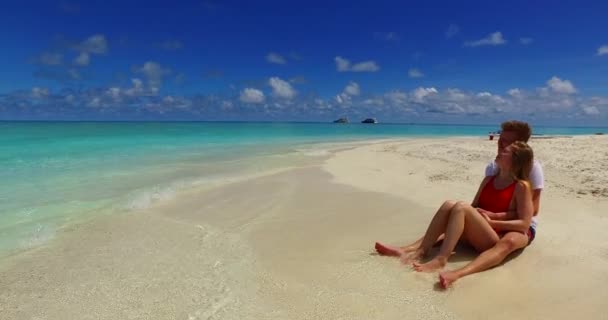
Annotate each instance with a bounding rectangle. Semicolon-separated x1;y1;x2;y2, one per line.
0;121;605;257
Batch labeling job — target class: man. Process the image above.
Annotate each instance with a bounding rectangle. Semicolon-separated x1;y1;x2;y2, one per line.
438;120;544;288
374;120;544;287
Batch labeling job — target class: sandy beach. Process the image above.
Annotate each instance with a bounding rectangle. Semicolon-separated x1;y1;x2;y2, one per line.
1;135;607;319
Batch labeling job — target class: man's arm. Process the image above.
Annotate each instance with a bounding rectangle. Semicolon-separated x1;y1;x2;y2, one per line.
488;181;534;233
532;189;541;215
484;188;542;220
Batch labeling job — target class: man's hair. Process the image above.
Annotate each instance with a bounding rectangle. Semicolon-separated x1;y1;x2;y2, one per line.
501;120;532;142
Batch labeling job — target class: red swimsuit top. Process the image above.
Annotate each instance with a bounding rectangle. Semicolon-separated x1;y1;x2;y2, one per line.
478;176;517;213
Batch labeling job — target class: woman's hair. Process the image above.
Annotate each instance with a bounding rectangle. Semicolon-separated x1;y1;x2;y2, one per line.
509;141;534;182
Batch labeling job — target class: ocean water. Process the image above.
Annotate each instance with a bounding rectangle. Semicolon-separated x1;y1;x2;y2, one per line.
0;121;605;257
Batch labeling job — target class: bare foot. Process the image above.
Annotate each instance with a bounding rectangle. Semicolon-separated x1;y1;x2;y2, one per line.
438;271;459;289
400;248;425;264
374;242;405;257
412;257;447;272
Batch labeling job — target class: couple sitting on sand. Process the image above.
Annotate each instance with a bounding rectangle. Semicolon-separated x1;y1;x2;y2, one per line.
375;120;544;288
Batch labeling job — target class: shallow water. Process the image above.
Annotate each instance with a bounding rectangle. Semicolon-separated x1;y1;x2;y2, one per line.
1;121;604;256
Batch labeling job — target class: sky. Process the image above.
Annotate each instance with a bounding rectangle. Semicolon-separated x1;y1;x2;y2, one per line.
1;0;607;125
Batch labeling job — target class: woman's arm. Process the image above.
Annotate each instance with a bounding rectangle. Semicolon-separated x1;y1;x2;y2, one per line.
488;181;533;233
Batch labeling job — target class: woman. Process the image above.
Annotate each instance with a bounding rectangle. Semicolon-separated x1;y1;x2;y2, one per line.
375;141;534;278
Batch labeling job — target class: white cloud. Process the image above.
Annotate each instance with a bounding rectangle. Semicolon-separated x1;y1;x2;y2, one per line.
547;76;577;94
240;88;265;104
335;82;361;105
464;31;506;47
136;61;171;92
335;93;350;105
335;56;350;71
412;87;438;102
520;37;534;45
351;61;380;72
344;82;360;96
334;56;379;72
597;45;608;56
407;88;502;114
589;97;608;106
537;87;550;98
363;97;384;106
447;88;468;101
268;77;296;99
582;106;600;115
266;52;286;64
445;24;460;38
408;68;424;78
221;100;234;110
74;52;90;66
6;76;608;122
125;78;145;96
68;34;108;68
107;87;121;100
161;95;191;109
477;92;505;104
76;34;108;54
88;97;101;108
508;88;523;98
385;90;408;105
31;87;49;99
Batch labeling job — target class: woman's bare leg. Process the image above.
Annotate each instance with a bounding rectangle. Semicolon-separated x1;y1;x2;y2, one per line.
374;234;446;257
401;233;446;252
412;203;466;271
439;232;528;288
394;200;461;264
413;203;499;272
375;200;456;257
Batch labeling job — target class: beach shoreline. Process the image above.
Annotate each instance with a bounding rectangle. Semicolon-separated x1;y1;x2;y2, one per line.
2;135;607;319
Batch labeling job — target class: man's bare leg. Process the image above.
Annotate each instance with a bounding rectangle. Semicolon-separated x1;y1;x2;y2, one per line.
438;231;528;288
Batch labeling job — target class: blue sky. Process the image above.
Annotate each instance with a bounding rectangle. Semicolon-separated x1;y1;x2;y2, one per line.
1;0;607;124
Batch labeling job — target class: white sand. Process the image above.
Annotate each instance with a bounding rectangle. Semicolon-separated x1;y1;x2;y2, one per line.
1;135;607;319
324;135;608;319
